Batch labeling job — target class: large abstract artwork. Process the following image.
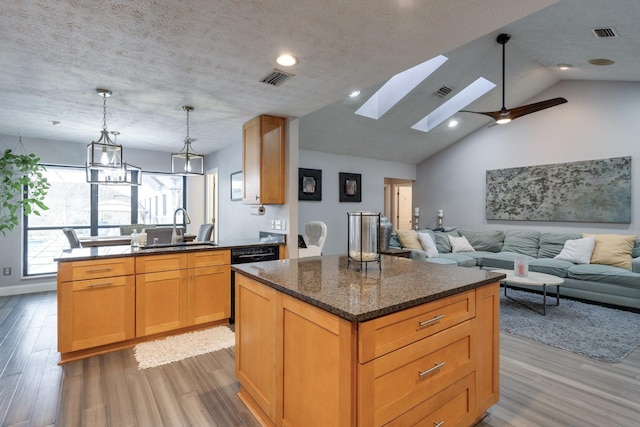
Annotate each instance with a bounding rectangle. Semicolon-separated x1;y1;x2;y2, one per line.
486;156;631;223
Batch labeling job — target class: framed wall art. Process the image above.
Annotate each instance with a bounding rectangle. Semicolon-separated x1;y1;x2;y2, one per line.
298;168;322;201
230;171;243;201
339;172;361;203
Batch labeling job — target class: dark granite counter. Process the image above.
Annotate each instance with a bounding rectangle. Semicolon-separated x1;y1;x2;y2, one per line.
55;235;286;263
232;254;505;322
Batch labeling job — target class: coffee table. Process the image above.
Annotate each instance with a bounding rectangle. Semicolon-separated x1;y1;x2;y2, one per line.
492;269;564;315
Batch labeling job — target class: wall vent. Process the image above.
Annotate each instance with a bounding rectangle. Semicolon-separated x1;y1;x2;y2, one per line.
260;69;295;86
435;86;453;98
591;27;618;38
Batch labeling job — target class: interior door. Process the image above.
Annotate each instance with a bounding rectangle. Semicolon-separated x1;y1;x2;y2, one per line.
205;169;218;242
396;185;413;230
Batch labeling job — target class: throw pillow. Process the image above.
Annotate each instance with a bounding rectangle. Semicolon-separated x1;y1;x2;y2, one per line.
395;230;422;250
554;236;596;264
417;232;439;258
583;233;637;270
448;235;475;253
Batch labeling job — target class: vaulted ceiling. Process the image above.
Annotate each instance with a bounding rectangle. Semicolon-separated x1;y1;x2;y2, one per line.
1;0;638;164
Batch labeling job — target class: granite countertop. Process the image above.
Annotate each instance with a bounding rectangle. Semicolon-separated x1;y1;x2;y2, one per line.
232;255;505;322
55;235;286;262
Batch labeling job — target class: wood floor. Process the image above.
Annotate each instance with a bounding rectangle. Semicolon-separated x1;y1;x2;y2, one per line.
1;291;638;427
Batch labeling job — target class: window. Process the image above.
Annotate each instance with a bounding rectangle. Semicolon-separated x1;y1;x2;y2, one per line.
24;166;185;276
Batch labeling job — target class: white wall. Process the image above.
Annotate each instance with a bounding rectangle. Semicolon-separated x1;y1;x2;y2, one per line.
415;80;640;236
298;150;416;255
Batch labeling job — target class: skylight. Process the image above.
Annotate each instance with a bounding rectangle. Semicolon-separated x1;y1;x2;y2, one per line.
411;77;496;133
355;55;448;120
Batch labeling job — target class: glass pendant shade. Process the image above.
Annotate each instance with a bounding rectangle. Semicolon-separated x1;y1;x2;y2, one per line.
86;129;123;170
171;106;204;176
86;162;142;186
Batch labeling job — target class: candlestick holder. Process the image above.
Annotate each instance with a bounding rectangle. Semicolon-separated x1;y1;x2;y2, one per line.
347;212;381;271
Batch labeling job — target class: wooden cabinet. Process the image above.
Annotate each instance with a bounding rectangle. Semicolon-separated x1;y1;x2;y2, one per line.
58;257;135;354
235;273;500;427
136;250;231;337
242;115;285;205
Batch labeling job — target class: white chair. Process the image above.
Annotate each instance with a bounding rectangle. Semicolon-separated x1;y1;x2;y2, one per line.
299;221;327;258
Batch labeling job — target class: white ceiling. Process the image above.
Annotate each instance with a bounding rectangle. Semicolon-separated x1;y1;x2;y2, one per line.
1;0;638;164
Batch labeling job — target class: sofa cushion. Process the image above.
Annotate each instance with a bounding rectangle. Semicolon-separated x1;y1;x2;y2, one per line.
483;252;536;270
583;233;637;270
448;235;475;253
462;251;496;267
568;264;640;288
528;258;575;278
433;230;459;253
438;253;477;268
457;229;504;252
538;232;582;258
501;230;541;257
389;233;401;249
395;230;422;250
633;238;640;258
424;257;458;266
554;236;596;265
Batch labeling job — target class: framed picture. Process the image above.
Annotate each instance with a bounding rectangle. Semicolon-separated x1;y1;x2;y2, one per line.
339;172;361;202
230;171;243;201
298;168;322;201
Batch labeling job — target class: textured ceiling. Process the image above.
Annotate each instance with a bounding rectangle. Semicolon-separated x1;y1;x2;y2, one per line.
3;0;638;164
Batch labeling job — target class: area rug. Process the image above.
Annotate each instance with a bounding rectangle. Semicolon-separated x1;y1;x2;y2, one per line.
500;289;640;363
133;326;235;369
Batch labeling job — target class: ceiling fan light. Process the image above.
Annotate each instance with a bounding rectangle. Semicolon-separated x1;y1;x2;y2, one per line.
496;118;511;125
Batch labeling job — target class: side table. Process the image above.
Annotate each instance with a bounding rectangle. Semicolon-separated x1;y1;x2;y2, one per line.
380;248;412;258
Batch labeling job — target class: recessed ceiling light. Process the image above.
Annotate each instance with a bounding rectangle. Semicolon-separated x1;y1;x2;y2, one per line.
557;63;573;70
276;54;298;66
588;58;615;66
348;90;361;98
448;120;458;128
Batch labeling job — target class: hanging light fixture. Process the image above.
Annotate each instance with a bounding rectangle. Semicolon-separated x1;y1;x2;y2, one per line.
171;106;204;175
86;131;142;185
86;89;124;173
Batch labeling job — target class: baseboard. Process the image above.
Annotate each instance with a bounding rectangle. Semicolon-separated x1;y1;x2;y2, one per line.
0;280;56;296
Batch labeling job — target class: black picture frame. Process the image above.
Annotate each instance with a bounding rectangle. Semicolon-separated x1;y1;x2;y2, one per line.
230;171;243;201
298;168;322;201
339;172;361;202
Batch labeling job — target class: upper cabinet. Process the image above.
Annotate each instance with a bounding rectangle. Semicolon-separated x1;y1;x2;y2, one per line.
242;115;285;205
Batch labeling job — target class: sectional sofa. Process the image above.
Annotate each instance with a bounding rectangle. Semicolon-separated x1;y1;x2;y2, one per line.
390;228;640;310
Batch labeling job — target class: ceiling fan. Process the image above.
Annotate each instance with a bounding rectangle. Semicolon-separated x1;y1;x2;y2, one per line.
461;33;567;125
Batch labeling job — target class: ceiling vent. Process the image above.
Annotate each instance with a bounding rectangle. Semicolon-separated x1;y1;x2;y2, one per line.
260;69;295;86
435;85;453;98
591;27;618;38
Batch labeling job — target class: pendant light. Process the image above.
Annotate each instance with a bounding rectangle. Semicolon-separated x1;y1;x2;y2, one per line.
85;131;142;185
86;89;124;175
171;106;204;175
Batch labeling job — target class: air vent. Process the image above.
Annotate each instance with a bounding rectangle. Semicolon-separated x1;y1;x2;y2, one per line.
591;27;618;38
260;69;295;86
435;86;453;98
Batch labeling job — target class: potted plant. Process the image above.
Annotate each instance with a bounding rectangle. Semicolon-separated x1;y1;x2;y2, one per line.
0;144;50;236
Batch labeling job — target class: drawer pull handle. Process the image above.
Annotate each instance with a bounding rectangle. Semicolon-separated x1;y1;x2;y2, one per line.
419;362;445;377
86;281;114;289
418;314;445;328
433;421;445;427
85;267;113;273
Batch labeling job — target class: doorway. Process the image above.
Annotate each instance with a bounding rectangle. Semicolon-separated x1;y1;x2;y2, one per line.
384;178;414;231
205;168;219;242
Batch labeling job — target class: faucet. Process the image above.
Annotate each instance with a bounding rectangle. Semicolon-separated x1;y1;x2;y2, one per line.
172;207;191;244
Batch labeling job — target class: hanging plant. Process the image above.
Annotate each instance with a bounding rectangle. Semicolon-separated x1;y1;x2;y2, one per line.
0;139;50;236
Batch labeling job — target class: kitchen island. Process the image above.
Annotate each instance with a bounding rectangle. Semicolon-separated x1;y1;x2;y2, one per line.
232;255;504;427
55;236;285;363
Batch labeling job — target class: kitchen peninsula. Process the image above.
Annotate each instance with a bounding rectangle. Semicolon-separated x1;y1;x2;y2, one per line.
55;237;285;363
233;255;504;427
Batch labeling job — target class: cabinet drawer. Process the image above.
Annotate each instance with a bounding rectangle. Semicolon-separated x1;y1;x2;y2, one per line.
384;372;476;427
359;290;475;363
58;257;134;282
136;253;187;273
358;320;475;427
188;250;230;268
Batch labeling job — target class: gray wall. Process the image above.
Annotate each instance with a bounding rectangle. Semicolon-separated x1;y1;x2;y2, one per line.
414;80;640;236
298;150;416;255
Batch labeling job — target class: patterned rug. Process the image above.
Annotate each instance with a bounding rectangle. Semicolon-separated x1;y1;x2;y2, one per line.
500;289;640;363
133;326;235;369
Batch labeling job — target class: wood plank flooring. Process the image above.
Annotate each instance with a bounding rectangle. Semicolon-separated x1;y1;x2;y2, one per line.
0;291;638;426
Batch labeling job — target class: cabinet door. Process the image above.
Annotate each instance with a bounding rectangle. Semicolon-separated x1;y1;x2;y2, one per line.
136;269;188;336
188;265;231;325
242;116;261;204
259;115;285;204
58;275;135;353
475;282;500;413
235;274;278;424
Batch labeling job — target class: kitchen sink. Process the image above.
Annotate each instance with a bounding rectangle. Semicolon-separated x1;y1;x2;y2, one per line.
139;242;217;251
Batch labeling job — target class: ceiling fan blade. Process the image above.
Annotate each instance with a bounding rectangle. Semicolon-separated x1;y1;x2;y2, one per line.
507;97;568;120
459;109;505;121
